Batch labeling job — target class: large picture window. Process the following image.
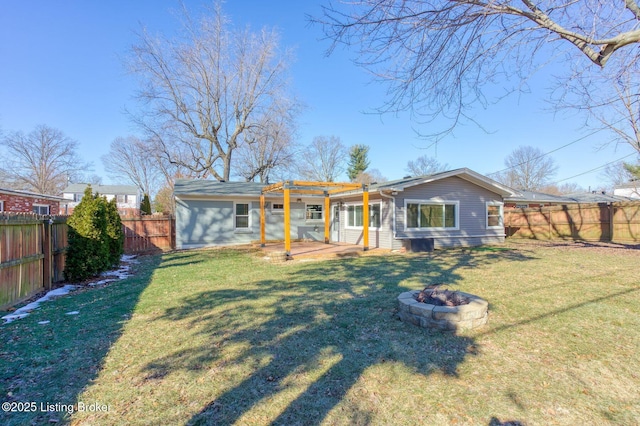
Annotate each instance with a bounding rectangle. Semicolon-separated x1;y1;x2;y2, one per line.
235;203;249;229
306;204;323;220
347;204;381;228
406;201;458;229
486;202;504;228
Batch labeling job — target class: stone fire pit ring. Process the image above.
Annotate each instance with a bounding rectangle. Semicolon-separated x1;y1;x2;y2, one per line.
398;290;488;332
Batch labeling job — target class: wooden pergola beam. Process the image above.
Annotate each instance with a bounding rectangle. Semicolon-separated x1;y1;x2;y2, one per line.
258;180;370;256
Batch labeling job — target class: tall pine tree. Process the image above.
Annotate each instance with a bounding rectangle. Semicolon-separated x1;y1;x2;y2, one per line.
347;144;370;181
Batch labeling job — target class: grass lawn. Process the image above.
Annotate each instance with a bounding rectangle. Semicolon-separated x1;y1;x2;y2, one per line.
1;241;639;425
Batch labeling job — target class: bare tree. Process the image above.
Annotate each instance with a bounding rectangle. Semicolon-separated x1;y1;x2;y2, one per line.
0;124;90;194
353;168;387;185
234;103;299;183
406;155;449;176
599;161;637;190
556;50;640;153
101;136;162;197
539;182;584;195
297;135;348;182
128;2;297;181
493;146;558;190
317;1;640;141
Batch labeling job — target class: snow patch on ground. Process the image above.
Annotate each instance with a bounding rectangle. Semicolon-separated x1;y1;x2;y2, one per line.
2;254;138;324
1;285;78;323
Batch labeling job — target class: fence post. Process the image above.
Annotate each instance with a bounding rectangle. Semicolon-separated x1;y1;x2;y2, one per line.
609;203;614;242
42;218;53;291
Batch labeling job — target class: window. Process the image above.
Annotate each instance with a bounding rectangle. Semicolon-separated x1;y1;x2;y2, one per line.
305;204;323;220
117;194;130;203
406;200;458;229
0;200;4;212
272;203;284;213
32;204;50;215
486;202;504;228
347;204;381;228
74;193;83;202
235;203;249;229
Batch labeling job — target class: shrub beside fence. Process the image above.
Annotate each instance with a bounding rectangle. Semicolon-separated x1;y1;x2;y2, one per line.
0;214;175;310
505;202;640;242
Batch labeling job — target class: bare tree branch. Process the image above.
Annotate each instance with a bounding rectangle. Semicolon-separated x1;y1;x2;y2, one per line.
315;1;640;142
127;1;297;181
493;145;558;190
296;136;348;182
0;124;90;194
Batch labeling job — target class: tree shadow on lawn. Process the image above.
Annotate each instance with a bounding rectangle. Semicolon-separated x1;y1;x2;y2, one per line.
145;249;535;425
0;254;161;426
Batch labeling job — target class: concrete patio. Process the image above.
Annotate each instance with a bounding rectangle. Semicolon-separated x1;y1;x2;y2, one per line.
258;241;384;260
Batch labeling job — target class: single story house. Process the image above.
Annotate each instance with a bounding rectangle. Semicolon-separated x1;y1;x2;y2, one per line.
174;168;519;251
62;184;140;216
0;187;66;215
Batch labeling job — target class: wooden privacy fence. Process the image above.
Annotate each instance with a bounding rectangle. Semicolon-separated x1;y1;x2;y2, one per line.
121;216;174;253
505;202;640;242
1;214;175;310
0;214;67;310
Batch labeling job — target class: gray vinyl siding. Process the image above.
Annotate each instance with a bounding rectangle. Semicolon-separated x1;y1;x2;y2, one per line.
394;176;504;248
176;196;328;249
334;194;396;249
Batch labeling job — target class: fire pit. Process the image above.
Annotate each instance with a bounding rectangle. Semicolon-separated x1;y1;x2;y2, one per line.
397;286;488;332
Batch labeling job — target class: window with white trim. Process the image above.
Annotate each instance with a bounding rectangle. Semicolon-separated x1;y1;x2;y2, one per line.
32;204;50;215
305;204;323;220
486;202;504;228
346;204;381;228
0;200;4;212
406;200;458;229
272;203;284;213
235;203;249;229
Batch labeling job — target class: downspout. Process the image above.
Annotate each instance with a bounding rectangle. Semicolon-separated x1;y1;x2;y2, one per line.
379;190;397;248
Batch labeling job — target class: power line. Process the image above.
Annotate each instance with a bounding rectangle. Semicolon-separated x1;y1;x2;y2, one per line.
551;152;638;184
487;125;611;177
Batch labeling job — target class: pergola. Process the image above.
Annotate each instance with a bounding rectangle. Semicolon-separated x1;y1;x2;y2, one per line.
260;181;370;255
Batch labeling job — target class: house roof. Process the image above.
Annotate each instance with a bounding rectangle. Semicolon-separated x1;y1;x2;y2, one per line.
564;192;635;203
0;187;66;202
369;168;519;197
175;168;519;199
505;189;634;204
63;184;138;195
174;179;266;197
505;190;574;204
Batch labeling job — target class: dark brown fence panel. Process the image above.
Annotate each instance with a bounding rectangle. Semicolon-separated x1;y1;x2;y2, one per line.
505;202;640;242
0;215;45;309
121;216;174;254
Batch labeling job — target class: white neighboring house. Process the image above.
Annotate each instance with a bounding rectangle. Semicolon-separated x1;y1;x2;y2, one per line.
613;181;640;200
62;184;140;216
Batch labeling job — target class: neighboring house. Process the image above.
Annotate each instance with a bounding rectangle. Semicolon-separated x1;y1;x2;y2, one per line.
0;187;66;215
62;184;140;216
174;168;519;250
613;181;640;200
505;190;634;208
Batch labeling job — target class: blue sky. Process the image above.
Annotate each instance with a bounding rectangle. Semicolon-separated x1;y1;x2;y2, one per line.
1;0;637;191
